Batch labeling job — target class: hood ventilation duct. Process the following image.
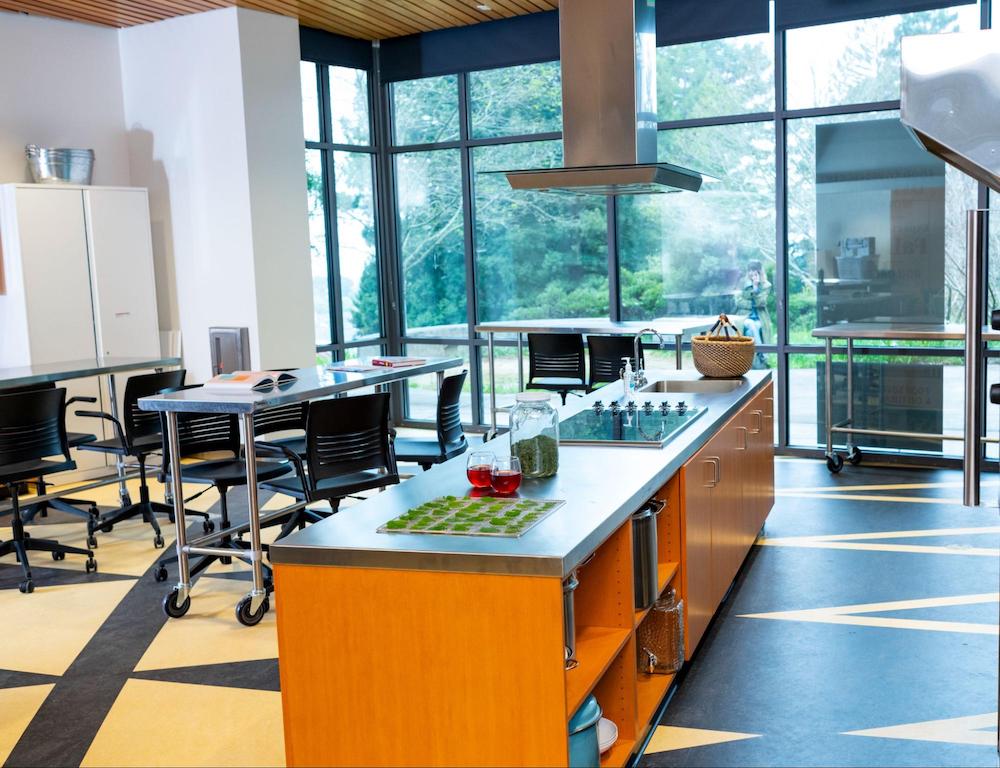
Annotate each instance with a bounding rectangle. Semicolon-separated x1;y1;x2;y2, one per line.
495;0;704;196
901;29;1000;191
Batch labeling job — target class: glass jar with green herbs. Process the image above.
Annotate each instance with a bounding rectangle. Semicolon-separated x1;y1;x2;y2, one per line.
509;391;559;478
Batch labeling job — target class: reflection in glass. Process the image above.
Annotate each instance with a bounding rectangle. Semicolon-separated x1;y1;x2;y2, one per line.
785;6;976;110
305;149;331;347
329;66;371;145
301;62;320;143
392;75;460;146
469;62;562;139
334;151;380;341
396;150;467;335
618;122;776;348
474;141;608;324
656;32;773;121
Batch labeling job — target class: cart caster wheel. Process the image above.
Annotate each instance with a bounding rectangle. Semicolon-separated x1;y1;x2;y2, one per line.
203;520;215;534
19;580;34;594
163;589;190;618
826;453;844;473
220;556;232;565
235;595;267;627
51;551;65;561
85;558;97;574
847;446;863;466
153;565;169;583
100;522;113;533
87;535;98;548
153;534;165;549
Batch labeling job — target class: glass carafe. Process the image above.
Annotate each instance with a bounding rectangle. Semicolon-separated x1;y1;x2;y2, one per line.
509;391;559;478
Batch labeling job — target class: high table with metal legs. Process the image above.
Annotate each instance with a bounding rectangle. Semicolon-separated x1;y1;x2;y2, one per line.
139;358;462;625
0;355;182;514
474;317;717;438
813;323;1000;497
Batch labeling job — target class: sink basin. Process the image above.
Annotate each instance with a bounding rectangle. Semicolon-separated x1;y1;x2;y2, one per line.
641;378;745;394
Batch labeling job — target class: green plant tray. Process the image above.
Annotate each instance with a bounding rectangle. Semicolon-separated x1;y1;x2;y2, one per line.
377;495;565;537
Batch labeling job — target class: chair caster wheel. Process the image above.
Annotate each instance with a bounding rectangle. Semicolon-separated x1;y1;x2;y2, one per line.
826;453;844;473
85;558;98;574
847;446;863;466
220;556;232;565
100;522;114;533
153;565;169;583
51;551;65;561
163;588;190;618
203;520;215;534
153;534;165;549
87;535;98;548
235;595;267;626
19;580;34;594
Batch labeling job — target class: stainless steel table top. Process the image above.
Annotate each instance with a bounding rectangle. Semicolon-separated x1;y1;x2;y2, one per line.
475;316;718;337
269;369;772;577
0;355;181;387
137;358;464;414
813;322;1000;341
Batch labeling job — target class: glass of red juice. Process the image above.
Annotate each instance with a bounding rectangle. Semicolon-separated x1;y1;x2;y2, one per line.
466;451;495;489
491;456;522;495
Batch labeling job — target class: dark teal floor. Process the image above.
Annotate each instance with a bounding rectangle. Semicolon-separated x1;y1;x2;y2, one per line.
641;460;1000;768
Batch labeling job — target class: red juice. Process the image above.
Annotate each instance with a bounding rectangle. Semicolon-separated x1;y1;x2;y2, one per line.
467;465;494;489
490;469;522;495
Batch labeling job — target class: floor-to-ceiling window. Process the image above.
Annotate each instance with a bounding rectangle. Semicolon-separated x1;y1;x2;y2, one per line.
301;1;993;452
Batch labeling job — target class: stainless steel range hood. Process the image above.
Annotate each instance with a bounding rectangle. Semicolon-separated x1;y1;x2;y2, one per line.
901;29;1000;191
499;0;704;196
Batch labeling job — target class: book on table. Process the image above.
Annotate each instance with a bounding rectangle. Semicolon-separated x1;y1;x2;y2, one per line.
370;356;426;368
204;370;298;392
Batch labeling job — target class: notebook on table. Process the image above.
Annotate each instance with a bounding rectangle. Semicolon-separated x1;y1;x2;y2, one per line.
204;370;298;392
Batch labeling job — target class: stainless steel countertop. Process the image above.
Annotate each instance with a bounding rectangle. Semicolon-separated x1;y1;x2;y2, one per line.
0;355;181;387
136;358;463;414
813;322;1000;341
475;316;717;337
269;369;772;577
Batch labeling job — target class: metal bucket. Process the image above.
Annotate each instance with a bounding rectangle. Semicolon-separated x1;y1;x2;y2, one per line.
25;145;94;185
632;498;664;610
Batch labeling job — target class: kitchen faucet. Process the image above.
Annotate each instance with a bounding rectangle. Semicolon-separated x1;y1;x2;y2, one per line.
632;329;665;389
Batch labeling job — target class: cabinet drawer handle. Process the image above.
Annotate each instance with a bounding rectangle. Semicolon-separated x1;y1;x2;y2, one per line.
704;456;721;487
750;410;763;434
736;426;748;450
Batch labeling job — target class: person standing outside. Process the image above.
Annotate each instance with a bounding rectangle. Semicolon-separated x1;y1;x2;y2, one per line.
737;259;771;368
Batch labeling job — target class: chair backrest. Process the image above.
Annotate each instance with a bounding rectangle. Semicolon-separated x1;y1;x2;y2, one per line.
528;333;585;382
436;370;468;454
0;381;56;396
123;370;187;449
587;335;645;388
253;402;308;438
158;385;240;466
305;392;397;490
0;388;70;469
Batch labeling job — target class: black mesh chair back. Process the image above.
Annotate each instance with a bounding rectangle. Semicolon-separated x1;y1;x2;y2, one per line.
305;392;397;491
253;402;308;438
0;381;56;396
528;333;586;382
587;335;645;390
0;388;70;469
436;371;468;455
123;370;186;450
158;386;240;466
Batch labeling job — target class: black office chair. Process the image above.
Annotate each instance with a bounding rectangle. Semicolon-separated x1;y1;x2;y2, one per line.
152;385;290;581
0;381;101;532
253;401;308;458
527;333;587;405
76;370;210;548
587;335;645;392
394;370;468;470
0;388;96;593
257;392;399;539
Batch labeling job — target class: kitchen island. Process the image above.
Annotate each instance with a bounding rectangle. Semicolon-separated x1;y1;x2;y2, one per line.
270;369;774;767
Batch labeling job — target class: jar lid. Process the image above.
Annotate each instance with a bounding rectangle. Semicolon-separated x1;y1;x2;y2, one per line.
515;391;551;403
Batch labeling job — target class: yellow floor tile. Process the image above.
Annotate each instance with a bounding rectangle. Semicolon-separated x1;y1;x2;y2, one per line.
81;678;284;768
0;580;136;675
645;725;761;753
0;684;55;764
135;577;276;671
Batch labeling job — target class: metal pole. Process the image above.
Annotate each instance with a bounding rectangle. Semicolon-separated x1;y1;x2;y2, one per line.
846;338;854;451
166;411;190;603
488;332;497;437
241;413;267;613
516;333;524;391
825;338;834;457
675;334;683;370
107;374;131;505
964;209;987;507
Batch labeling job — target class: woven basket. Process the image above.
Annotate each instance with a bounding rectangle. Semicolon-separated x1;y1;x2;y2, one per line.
691;314;755;378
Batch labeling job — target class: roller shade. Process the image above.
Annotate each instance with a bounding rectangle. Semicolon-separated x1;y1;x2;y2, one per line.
300;26;373;70
776;0;975;30
380;0;770;83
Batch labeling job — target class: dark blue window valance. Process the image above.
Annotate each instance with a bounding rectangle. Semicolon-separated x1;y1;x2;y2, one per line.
300;26;373;70
776;0;975;30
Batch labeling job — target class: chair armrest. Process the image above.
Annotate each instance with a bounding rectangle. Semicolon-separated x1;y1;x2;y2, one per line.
66;395;98;407
254;440;306;480
74;409;128;451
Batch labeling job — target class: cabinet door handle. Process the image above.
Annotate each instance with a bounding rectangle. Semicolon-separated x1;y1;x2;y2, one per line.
704;456;721;487
736;426;748;450
750;410;763;434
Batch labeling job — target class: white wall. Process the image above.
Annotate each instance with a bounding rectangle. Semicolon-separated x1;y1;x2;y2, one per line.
0;11;130;186
119;7;314;381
